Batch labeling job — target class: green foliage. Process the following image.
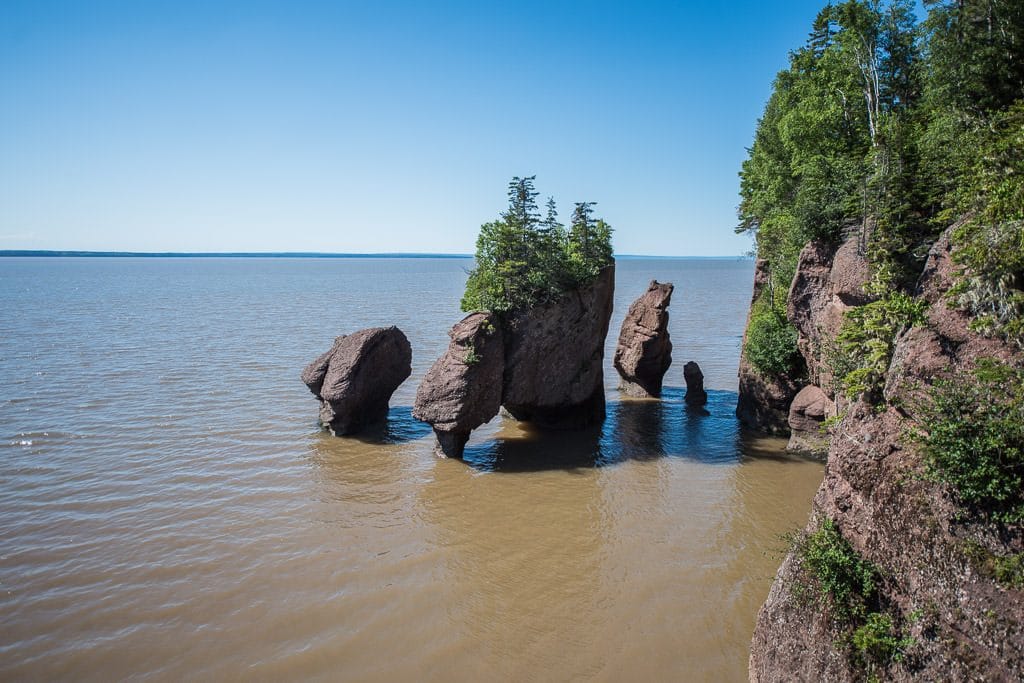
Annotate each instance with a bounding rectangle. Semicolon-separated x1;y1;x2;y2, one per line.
852;612;913;668
795;518;911;672
798;518;881;622
963;540;1024;589
832;289;927;401
919;359;1024;523
738;0;1024;350
737;1;923;295
743;292;803;376
947;102;1024;346
461;177;614;314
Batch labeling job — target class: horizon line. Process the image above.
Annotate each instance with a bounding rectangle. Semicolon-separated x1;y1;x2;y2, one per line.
0;249;753;260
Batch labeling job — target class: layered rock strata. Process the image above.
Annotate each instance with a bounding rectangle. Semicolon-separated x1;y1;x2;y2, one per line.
301;326;412;435
613;280;674;397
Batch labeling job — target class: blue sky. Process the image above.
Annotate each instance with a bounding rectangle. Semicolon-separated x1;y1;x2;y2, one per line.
3;0;845;255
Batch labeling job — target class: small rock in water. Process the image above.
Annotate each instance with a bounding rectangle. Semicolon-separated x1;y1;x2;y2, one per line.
683;361;708;407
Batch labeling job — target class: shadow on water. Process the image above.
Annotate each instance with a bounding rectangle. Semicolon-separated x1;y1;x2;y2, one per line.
313;405;433;445
461;387;793;473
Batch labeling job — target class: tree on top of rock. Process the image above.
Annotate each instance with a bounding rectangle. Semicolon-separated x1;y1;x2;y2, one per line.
461;176;614;314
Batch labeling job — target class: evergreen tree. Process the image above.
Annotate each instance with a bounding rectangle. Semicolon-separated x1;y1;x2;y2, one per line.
462;179;614;313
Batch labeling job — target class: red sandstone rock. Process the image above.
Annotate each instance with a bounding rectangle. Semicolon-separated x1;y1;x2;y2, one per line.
613;280;674;397
301;327;412;436
750;226;1024;681
412;312;504;458
786;384;834;456
501;265;615;428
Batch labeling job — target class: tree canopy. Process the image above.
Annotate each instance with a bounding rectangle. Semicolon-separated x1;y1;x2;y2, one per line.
738;0;1024;384
461;176;614;313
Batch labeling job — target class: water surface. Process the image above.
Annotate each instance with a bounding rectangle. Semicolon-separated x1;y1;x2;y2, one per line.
0;257;822;681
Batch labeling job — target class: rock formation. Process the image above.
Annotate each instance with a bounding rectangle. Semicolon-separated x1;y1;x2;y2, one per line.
414;265;616;453
785;384;834;457
301;326;412;436
683;361;707;407
736;259;802;433
412;312;504;458
787;232;873;387
501;264;615;428
613;280;674;397
750;227;1024;681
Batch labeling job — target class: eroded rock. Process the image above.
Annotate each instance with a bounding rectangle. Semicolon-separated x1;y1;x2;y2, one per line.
614;280;674;397
785;384;834;457
750;226;1024;681
787;232;872;387
301;326;412;435
413;313;504;458
502;265;615;428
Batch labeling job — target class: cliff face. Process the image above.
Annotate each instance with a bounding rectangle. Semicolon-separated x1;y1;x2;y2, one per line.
749;228;1024;681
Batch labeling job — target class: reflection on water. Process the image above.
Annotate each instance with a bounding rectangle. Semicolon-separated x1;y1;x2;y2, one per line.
300;404;824;682
461;388;747;472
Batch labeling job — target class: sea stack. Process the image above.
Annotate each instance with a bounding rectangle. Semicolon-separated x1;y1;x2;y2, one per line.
501;264;616;428
683;361;708;407
413;312;504;458
301;326;412;435
613;280;674;397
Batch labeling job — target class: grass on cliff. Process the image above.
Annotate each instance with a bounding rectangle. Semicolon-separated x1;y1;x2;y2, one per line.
919;359;1024;524
793;518;912;671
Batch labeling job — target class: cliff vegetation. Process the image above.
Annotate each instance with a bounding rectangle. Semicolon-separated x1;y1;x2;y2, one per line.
741;1;1024;680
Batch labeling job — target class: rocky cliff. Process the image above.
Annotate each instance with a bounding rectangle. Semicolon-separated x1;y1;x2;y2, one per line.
748;228;1024;681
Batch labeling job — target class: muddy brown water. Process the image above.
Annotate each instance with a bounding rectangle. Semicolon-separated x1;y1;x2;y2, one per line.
0;257;823;681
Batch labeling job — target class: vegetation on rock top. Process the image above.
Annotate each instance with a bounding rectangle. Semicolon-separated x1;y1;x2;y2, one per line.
461;176;614;314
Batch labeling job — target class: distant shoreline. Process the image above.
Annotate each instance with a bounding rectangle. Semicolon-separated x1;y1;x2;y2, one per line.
0;250;752;260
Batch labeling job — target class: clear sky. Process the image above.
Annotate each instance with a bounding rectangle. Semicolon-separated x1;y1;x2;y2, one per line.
2;0;840;255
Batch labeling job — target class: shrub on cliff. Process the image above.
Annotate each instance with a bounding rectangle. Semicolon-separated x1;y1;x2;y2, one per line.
744;292;802;377
920;359;1024;523
795;518;912;671
948;102;1024;348
831;289;927;402
461;176;614;314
